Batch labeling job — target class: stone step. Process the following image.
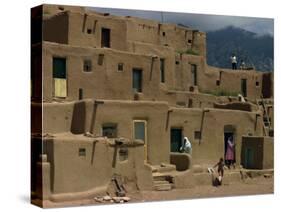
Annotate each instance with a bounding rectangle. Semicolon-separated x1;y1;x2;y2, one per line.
154;180;169;185
154;183;172;191
151;164;176;173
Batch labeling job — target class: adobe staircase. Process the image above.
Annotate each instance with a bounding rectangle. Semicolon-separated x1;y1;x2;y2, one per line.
151;164;176;191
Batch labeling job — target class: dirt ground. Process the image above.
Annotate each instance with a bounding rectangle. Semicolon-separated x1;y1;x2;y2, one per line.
40;176;273;208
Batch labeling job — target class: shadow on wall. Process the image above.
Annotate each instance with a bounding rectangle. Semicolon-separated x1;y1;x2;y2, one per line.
71;101;86;134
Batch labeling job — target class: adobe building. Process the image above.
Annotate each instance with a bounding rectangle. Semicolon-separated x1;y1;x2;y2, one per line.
31;4;274;207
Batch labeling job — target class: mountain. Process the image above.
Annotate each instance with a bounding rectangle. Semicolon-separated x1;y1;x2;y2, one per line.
206;26;274;71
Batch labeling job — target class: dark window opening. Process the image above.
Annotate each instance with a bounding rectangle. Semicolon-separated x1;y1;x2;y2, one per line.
216;80;220;86
118;63;124;71
79;148;86;156
194;131;201;140
83;59;92;72
191;64;197;86
102;123;117;138
98;54;104;65
160;58;165;83
119;148;128;161
241;79;247;97
256;81;260;87
101;28;111;48
175;61;180;65
87;28;92;34
79;88;83;100
53;57;66;79
132;68;143;92
162;32;166;36
188;39;192;44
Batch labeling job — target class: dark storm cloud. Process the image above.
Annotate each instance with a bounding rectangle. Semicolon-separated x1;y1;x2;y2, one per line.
89;7;273;35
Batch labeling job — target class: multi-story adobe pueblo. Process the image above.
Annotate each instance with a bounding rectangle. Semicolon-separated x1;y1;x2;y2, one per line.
31;4;274;207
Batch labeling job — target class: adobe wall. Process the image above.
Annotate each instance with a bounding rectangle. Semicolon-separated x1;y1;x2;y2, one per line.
43;12;69;44
92;100;170;165
42;134;152;195
169;108;263;165
68;12;128;51
43;4;85;17
40;99;170;165
42;42;171;102
203;65;264;100
42;7;206;57
263;137;274;169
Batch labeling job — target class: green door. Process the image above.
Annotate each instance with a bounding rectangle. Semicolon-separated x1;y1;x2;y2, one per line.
170;128;182;152
245;147;254;168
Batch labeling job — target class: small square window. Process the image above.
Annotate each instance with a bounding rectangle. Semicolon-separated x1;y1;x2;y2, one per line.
194;131;201;140
102;123;117;138
188;39;192;44
83;60;92;72
118;63;124;71
216;80;220;86
256;81;260;86
175;61;180;65
87;29;92;34
162;32;166;36
79;148;86;156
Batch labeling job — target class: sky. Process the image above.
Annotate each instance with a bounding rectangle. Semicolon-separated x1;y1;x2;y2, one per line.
90;7;274;36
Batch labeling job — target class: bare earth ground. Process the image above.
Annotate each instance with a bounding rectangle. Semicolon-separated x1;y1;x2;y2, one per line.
41;176;273;208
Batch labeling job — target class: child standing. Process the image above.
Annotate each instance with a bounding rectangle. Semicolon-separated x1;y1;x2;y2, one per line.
213;157;225;185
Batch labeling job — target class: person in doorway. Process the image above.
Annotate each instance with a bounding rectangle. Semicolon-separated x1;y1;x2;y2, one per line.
180;136;192;154
213;157;225;186
230;54;237;70
225;136;235;169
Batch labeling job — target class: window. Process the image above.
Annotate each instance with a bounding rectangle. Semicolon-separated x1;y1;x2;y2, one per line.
162;32;166;36
160;58;165;83
191;64;197;86
98;54;104;65
194;131;201;139
101;28;111;48
83;60;92;72
134;121;146;142
87;28;92;34
132;68;142;92
188;39;192;44
256;81;260;87
102;123;117;138
79;148;86;156
216;80;220;86
53;57;67;98
175;61;180;65
118;63;124;71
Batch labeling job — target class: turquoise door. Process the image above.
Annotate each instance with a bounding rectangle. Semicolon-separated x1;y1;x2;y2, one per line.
170;129;182;152
245;147;254;168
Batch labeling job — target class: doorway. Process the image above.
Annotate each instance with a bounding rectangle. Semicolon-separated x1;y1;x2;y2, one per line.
224;132;236;164
101;28;110;48
133;120;147;161
53;57;67;98
170;128;182;152
241;78;247;97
